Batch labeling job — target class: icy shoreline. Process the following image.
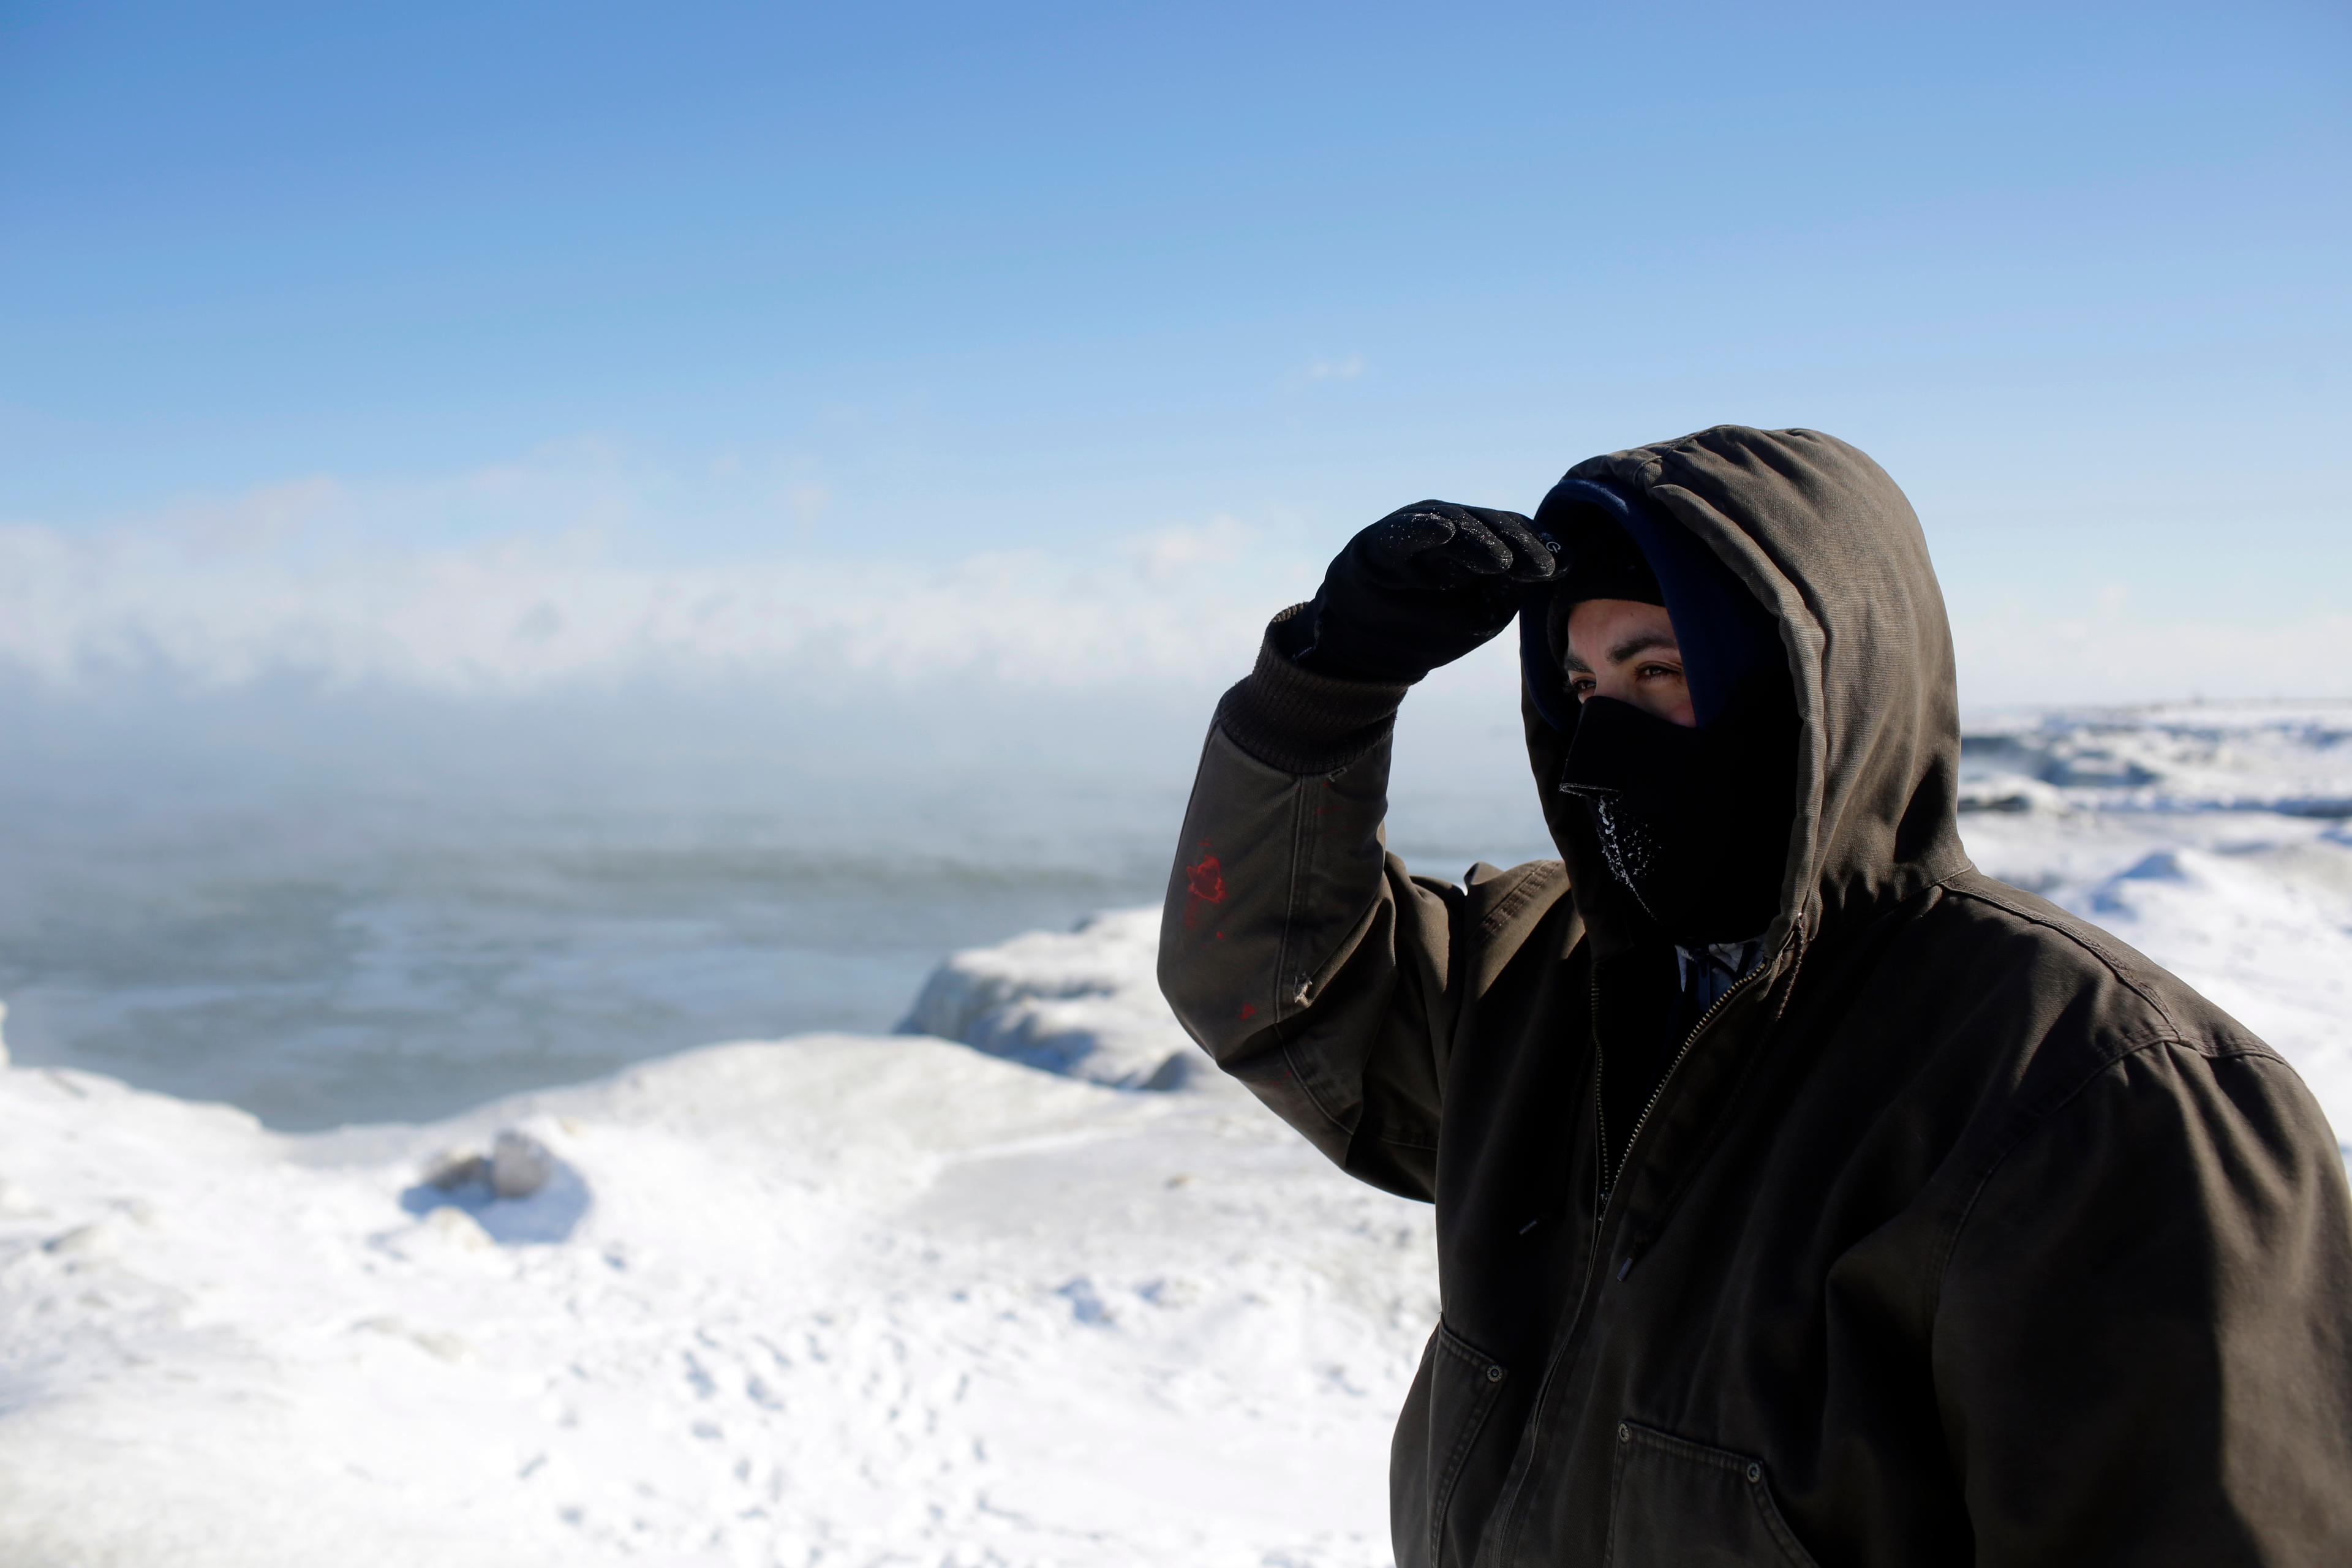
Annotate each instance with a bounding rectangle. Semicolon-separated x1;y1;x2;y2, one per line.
2;704;2348;1565
895;907;1235;1093
0;1028;1434;1567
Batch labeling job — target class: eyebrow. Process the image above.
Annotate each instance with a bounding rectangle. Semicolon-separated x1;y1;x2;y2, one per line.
1564;632;1680;673
1608;631;1680;665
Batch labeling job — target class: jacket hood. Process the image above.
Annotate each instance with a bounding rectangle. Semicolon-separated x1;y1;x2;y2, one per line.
1519;426;1969;954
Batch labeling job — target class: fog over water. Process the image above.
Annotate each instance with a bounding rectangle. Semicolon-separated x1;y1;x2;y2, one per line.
0;656;1556;1129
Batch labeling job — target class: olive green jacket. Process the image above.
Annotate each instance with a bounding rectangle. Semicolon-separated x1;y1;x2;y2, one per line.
1157;427;2352;1566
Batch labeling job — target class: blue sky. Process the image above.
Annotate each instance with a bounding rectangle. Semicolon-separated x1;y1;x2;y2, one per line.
2;1;2348;703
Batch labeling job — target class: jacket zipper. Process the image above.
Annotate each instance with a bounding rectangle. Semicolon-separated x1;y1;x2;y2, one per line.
1604;942;1775;1199
1496;913;1807;1563
1588;978;1609;1215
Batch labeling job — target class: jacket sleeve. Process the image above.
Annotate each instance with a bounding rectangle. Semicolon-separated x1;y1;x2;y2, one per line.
1155;616;1561;1201
1932;1041;2352;1566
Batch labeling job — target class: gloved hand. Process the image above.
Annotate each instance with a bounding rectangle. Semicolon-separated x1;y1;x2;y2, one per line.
1288;502;1558;684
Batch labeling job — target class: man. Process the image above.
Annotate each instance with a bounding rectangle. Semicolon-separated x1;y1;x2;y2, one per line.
1156;426;2352;1566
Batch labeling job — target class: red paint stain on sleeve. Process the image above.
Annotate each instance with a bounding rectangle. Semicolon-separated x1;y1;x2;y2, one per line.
1180;853;1226;933
1238;1003;1257;1021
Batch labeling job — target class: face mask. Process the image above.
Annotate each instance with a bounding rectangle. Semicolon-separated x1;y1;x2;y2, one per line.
1558;696;1790;945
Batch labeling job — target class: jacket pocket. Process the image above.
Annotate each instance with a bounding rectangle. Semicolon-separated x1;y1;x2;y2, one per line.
1604;1421;1820;1568
1390;1322;1510;1568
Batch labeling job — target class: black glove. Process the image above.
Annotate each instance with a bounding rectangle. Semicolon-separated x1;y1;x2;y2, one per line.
1287;502;1558;684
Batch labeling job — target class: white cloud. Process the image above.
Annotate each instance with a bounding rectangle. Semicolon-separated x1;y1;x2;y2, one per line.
786;484;831;529
1953;597;2352;706
1123;516;1254;582
0;473;1317;696
1304;355;1366;381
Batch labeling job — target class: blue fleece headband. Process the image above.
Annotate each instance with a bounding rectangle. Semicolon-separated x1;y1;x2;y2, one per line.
1518;477;1782;733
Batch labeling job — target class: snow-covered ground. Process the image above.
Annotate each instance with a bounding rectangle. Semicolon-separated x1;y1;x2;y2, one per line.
897;908;1234;1094
1;704;2347;1566
0;1033;1430;1567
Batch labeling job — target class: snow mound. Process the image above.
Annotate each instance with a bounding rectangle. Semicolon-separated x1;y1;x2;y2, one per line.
1961;703;2352;816
0;1035;1434;1567
2074;837;2352;1126
897;905;1227;1092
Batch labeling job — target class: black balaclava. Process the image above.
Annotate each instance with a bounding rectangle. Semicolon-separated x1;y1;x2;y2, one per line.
1525;478;1795;949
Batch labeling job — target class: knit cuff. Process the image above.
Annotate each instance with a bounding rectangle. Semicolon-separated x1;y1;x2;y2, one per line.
1212;605;1411;775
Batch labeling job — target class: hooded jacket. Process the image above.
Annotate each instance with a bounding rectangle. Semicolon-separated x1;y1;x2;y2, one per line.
1156;427;2352;1567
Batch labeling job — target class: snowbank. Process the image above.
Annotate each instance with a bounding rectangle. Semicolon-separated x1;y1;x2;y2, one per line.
0;1035;1433;1567
1959;702;2352;817
896;906;1227;1092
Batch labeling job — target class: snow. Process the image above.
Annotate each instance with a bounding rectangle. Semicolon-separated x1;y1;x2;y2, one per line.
0;1036;1433;1566
896;907;1235;1093
2;704;2348;1564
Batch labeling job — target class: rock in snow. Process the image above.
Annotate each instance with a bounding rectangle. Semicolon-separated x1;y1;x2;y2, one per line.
491;1129;557;1199
0;703;2347;1566
420;1129;558;1202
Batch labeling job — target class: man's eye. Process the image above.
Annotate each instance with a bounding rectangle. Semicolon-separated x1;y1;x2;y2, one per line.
1637;663;1680;681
